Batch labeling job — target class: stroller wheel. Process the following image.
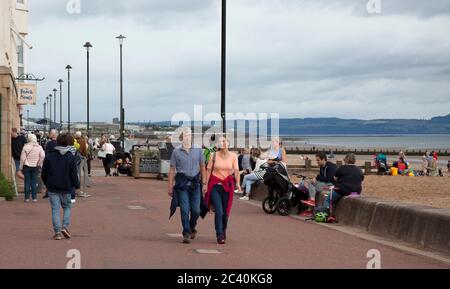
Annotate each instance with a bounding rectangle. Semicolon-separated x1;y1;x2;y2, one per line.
262;196;278;214
276;196;293;216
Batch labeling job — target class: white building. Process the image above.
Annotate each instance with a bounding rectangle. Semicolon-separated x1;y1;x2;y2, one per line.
0;0;29;180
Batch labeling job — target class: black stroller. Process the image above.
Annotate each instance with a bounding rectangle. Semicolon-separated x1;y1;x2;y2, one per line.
112;152;133;176
262;162;309;216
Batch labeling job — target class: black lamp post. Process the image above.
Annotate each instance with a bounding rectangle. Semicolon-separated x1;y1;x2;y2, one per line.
83;42;93;137
53;88;57;129
48;94;52;129
116;34;126;152
43;102;47;131
66;65;72;133
58;79;64;131
221;0;227;134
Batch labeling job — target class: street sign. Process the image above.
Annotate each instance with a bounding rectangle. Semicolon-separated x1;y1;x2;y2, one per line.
17;83;37;105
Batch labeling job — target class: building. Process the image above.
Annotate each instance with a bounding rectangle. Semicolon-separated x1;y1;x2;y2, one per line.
0;0;29;180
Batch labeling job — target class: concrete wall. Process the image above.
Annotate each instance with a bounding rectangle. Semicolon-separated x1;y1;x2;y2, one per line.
250;183;450;256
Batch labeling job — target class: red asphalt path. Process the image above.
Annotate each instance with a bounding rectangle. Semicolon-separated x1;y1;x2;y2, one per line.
0;164;449;269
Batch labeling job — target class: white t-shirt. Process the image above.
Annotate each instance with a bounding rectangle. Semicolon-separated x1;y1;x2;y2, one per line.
102;143;116;155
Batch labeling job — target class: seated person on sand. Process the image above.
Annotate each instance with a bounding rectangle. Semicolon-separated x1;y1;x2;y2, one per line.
239;149;268;201
300;152;337;217
427;158;439;177
322;153;364;210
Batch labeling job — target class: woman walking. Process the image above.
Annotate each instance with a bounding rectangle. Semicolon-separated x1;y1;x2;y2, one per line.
19;134;45;202
99;138;115;176
205;136;241;244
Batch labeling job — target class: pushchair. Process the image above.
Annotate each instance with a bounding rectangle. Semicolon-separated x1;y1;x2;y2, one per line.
375;154;389;175
112;152;133;176
262;162;309;216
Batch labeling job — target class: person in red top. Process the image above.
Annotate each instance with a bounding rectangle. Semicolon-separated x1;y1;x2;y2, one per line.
205;136;241;244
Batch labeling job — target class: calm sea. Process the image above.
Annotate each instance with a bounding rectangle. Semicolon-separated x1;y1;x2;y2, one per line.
282;134;450;150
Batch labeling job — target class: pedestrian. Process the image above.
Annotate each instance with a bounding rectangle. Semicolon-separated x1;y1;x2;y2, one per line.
205;135;241;244
74;131;90;197
168;127;207;244
447;160;450;177
11;128;27;172
42;129;59;199
99;138;115;176
41;133;80;240
19;134;45;202
86;135;94;177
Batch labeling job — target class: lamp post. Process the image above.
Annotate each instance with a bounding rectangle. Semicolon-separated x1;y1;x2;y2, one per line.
83;42;93;137
66;65;72;133
221;0;227;134
116;34;126;152
43;102;47;131
58;79;64;131
48;94;52;129
53;88;57;129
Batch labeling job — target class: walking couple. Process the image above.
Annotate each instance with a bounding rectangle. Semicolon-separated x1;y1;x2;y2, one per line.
169;128;240;245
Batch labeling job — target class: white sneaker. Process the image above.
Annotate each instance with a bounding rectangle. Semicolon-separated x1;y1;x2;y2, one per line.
240;196;249;201
71;199;76;204
234;189;239;194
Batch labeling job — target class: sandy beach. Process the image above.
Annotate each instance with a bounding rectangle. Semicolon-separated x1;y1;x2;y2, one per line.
287;154;450;210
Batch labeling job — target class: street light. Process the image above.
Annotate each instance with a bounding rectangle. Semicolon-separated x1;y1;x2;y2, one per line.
53;88;57;129
58;79;64;131
116;34;126;152
66;65;72;133
43;102;47;131
48;94;52;129
221;0;227;134
83;42;93;137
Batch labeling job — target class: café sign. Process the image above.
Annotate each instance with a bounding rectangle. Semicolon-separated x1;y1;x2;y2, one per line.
17;83;37;105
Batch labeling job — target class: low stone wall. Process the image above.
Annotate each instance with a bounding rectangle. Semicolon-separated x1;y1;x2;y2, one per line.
249;183;450;255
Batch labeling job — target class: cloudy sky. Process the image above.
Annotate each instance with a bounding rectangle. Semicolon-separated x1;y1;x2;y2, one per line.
26;0;450;122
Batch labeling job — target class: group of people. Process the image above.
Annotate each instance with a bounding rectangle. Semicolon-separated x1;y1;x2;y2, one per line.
421;151;445;177
169;128;241;245
168;129;366;244
11;128;102;240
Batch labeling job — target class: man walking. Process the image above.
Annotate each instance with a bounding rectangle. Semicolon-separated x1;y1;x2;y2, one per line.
11;128;27;172
41;133;80;240
169;127;207;244
42;129;59;199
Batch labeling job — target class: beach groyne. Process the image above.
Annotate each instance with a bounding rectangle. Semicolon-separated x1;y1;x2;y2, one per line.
285;147;450;157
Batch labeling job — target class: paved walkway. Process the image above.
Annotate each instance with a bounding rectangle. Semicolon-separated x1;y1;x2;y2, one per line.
0;162;449;269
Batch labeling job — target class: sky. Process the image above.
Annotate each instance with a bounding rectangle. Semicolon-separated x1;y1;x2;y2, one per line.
26;0;450;122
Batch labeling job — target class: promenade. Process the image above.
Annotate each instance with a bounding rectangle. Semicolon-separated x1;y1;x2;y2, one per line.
0;161;448;269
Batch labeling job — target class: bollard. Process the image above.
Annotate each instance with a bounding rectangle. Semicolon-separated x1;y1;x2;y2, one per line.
364;161;372;175
306;159;312;171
